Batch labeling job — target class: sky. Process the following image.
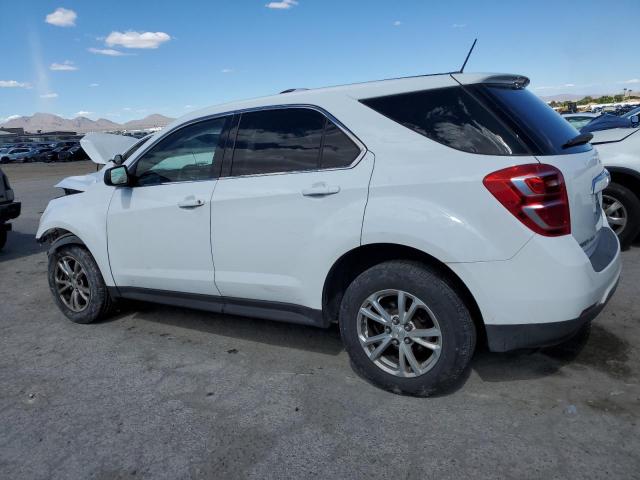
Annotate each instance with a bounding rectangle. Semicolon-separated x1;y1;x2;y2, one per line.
1;0;639;123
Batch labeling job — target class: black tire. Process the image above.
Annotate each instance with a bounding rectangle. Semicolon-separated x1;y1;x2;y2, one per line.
47;245;113;324
339;260;476;396
603;182;640;250
0;228;6;250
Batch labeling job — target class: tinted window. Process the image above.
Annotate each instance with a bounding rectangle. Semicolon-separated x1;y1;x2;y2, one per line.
361;87;529;155
134;117;228;186
361;85;591;156
232;109;325;176
321;121;361;168
471;85;591;154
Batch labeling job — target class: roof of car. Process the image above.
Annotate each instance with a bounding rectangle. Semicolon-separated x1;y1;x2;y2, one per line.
165;72;529;132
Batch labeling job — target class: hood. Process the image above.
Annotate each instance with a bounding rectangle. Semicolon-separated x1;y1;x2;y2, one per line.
80;133;138;165
54;169;104;193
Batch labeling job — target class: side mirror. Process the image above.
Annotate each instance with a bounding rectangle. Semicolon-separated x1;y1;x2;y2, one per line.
112;154;124;165
104;165;131;187
631;114;639;127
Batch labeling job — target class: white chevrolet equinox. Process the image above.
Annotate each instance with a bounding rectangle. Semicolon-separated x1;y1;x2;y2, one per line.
37;73;622;396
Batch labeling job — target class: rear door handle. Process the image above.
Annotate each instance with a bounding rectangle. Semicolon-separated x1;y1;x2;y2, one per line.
302;183;341;197
178;197;205;208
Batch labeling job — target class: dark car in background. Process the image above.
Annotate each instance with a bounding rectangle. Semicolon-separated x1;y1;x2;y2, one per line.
42;145;75;163
57;145;88;162
0;166;21;249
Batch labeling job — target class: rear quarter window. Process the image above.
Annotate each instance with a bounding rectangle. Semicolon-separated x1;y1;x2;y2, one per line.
361;85;592;156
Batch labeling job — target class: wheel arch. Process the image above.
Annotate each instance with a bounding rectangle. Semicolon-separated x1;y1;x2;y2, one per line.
322;242;486;344
39;227;87;255
606;167;640;197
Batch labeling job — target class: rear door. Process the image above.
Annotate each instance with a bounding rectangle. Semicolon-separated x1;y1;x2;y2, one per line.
210;107;372;308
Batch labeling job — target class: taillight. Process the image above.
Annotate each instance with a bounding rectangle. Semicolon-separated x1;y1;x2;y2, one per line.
483;164;570;237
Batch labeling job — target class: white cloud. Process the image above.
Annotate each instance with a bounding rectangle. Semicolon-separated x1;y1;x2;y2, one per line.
266;0;298;9
45;8;77;27
40;93;58;98
452;23;467;28
564;83;575;87
1;115;21;123
393;20;402;26
620;78;640;84
89;83;99;87
50;61;78;71
0;80;32;88
105;31;171;49
221;68;234;73
184;105;194;109
88;48;128;56
76;111;92;116
123;107;132;111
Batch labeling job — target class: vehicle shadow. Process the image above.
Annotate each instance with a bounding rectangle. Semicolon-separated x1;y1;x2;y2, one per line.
121;302;345;356
0;231;44;262
112;301;604;395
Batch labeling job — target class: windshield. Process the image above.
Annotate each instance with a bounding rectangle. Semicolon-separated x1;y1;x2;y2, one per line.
624;106;640;118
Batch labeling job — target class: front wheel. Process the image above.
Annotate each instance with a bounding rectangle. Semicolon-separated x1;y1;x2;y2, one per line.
603;182;640;250
339;260;476;396
47;245;114;323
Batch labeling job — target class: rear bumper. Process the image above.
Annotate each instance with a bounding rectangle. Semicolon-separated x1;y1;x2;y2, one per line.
448;226;621;352
0;201;21;222
485;277;618;351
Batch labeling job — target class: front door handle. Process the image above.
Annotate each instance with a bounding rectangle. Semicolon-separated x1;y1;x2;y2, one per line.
178;197;205;208
302;183;341;197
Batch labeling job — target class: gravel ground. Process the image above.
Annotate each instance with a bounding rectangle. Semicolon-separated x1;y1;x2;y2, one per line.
0;161;639;479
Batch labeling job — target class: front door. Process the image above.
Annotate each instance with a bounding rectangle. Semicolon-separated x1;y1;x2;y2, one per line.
107;116;229;295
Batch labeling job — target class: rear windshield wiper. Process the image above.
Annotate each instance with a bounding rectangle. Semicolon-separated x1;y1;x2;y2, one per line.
562;132;593;149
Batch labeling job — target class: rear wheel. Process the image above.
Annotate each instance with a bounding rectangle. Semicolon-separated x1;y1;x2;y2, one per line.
603;182;640;250
0;228;6;250
339;260;476;396
48;245;113;323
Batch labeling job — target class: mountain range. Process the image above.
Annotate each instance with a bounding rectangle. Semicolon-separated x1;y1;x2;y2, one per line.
0;112;174;134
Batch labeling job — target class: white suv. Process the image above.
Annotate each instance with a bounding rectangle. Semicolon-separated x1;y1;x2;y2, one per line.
37;73;621;395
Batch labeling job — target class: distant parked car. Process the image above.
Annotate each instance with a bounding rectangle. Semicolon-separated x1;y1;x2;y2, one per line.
0;147;34;164
57;145;89;162
563;111;640;249
25;147;53;162
0;166;21;249
580;113;636;133
562;112;600;130
42;146;73;163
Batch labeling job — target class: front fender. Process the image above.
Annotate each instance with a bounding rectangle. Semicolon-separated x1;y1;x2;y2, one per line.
37;184;115;286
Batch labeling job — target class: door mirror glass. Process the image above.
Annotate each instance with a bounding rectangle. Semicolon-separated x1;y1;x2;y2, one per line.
104;165;130;186
630;114;639;126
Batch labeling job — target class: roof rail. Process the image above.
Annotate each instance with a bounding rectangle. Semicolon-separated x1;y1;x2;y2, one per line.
280;88;309;94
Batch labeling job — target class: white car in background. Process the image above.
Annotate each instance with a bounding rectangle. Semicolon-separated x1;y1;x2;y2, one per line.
0;147;34;164
563;111;640;249
37;72;620;396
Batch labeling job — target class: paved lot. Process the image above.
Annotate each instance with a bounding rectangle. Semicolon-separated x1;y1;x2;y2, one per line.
1;162;639;479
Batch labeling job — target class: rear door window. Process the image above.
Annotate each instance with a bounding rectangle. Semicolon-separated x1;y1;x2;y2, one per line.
231;108;324;176
230;108;362;176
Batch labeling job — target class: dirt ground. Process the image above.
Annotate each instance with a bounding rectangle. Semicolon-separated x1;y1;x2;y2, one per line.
1;161;638;479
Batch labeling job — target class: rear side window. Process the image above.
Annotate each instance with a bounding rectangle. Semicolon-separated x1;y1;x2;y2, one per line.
230;108;361;176
321;121;361;169
361;85;591;156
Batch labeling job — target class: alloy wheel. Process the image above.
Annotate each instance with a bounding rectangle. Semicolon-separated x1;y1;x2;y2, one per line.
357;289;442;378
603;194;628;235
54;255;91;312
